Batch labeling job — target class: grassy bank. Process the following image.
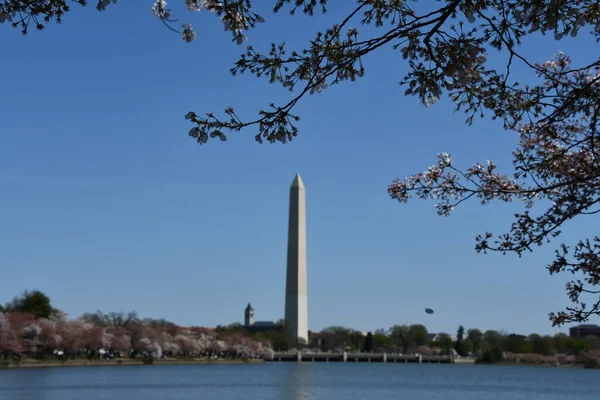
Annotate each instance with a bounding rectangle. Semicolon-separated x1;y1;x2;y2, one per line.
0;358;265;369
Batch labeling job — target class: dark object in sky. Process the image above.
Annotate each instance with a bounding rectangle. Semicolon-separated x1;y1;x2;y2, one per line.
425;308;434;315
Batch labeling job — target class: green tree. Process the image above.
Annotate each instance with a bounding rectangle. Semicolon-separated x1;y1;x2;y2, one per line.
347;331;365;352
456;338;474;356
363;332;374;353
467;329;483;350
528;333;554;355
585;335;600;350
454;325;466;354
476;332;506;363
435;333;453;355
372;330;392;352
4;289;57;318
475;339;492;356
251;328;294;351
505;334;530;354
271;332;294;351
320;326;353;352
553;333;571;353
389;325;412;354
409;324;429;347
296;337;308;349
456;326;465;342
483;330;505;352
216;322;246;335
566;338;589;354
477;347;504;364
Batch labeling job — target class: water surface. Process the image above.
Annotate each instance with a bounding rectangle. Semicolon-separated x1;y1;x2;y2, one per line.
0;363;598;400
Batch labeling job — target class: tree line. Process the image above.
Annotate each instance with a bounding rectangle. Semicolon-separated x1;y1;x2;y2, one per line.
2;290;600;368
312;324;594;355
204;320;600;368
0;290;274;363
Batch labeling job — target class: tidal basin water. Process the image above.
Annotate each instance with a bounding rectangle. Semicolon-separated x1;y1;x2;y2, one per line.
1;363;599;400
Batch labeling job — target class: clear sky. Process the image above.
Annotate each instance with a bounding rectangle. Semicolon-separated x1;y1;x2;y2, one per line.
1;2;597;336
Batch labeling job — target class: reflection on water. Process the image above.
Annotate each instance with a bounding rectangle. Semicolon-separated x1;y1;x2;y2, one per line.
281;363;315;400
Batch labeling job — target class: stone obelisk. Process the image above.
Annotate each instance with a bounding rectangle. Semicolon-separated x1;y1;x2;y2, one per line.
284;173;308;343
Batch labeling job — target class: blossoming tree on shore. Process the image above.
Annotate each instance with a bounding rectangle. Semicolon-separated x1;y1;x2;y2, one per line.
0;310;274;361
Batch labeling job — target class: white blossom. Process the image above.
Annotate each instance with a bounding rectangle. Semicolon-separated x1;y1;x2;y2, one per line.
202;0;222;12
181;24;196;42
151;0;170;20
21;323;42;338
437;152;453;168
185;0;202;12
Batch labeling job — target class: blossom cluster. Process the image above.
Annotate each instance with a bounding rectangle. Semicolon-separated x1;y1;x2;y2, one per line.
151;0;262;44
388;152;523;217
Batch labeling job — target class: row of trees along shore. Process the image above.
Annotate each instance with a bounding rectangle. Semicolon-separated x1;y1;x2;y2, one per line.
1;290;600;368
0;290;275;363
307;324;600;369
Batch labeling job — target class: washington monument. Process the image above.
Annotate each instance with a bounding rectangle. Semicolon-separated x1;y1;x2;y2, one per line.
284;173;309;343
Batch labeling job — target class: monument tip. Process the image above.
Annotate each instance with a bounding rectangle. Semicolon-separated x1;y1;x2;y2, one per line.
291;173;305;188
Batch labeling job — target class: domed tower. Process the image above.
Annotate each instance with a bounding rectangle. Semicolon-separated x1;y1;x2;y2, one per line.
244;303;255;326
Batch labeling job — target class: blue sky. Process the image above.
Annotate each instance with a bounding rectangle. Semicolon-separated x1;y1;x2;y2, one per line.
1;2;597;336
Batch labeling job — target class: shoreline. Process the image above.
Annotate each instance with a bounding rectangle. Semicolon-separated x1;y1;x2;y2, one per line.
0;358;591;370
0;358;265;369
475;360;583;369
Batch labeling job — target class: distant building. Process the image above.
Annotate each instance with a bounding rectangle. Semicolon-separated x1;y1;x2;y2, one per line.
569;324;600;339
243;303;277;333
